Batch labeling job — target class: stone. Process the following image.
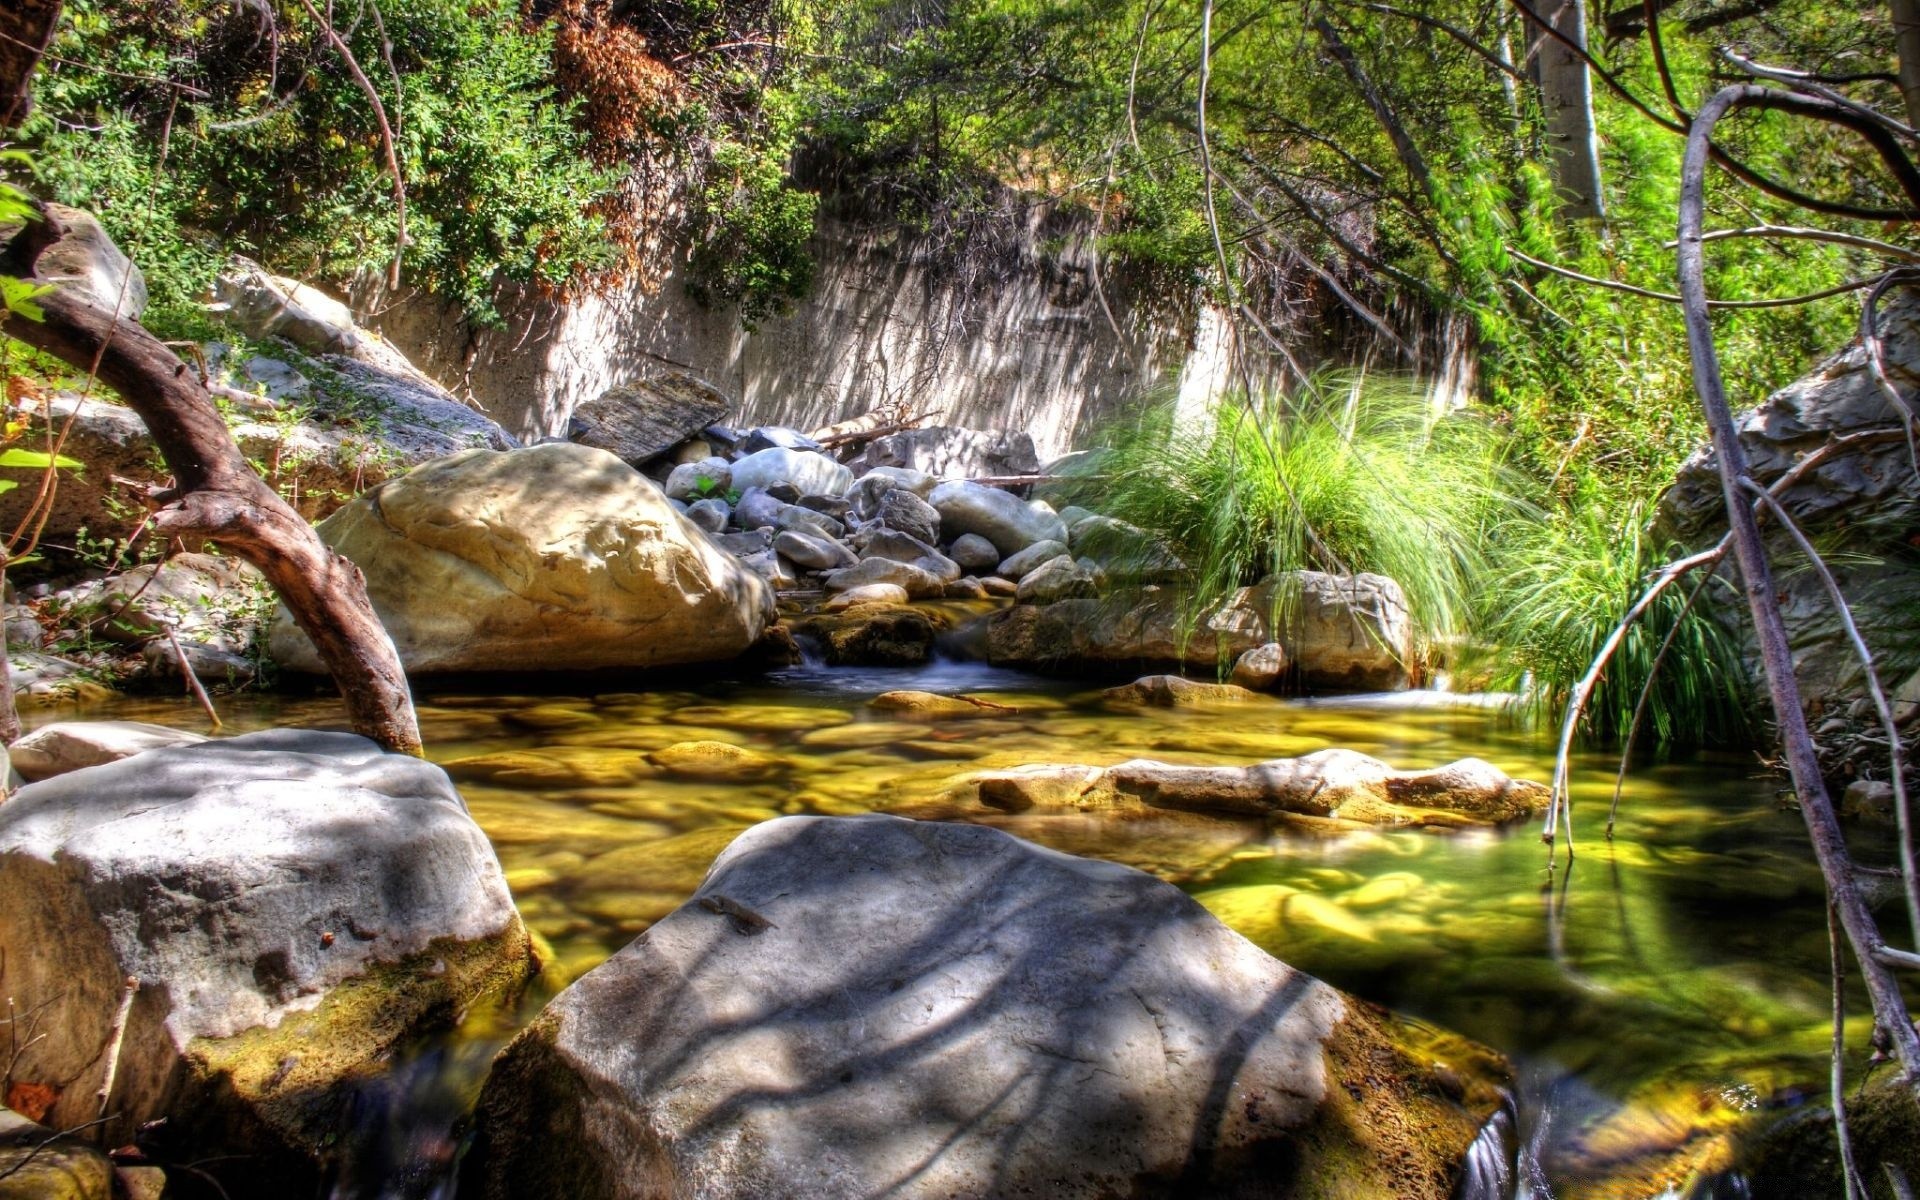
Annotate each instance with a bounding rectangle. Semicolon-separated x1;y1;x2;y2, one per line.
793;606;940;666
66;552;262;651
928;480;1070;556
686;498;730;533
983;573;1410;691
712;529;773;557
773;530;857;572
1015;554;1101;603
823;583;910;610
821;557;946;599
1068;515;1186;580
949;532;1001;572
213;258;436;388
980;575;1018;597
968;749;1549;827
943;577;990;600
740;550;801;591
648;741;782;780
0;1107;112;1200
141;636;255;691
676;438;716;464
853;526;934;561
874;488;941;545
739;426;823;455
7;650;115;709
775;504;845;540
1843;779;1896;823
853;425;1042;479
267;444;772;673
997;538;1069;580
468;815;1504;1200
36;203;148;319
734;487;785;530
846;468;937;523
870;690;1015;718
1102;674;1259;706
664;457;733;500
1231;642;1289;690
9;720;209;781
797;494;852;520
730;448;853;498
0;730;533;1169
569;372;733;465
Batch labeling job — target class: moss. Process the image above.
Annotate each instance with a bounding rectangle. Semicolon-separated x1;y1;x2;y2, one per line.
180;921;535;1176
1274;1000;1509;1200
1739;1076;1920;1199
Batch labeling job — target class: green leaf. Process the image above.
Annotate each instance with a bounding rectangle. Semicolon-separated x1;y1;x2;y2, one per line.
0;448;84;471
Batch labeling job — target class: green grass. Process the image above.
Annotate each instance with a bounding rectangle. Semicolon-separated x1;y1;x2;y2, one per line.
1065;372;1517;643
1478;503;1752;748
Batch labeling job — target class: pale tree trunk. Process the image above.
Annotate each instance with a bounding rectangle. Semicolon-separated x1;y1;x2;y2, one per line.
1527;0;1607;220
1895;0;1920;130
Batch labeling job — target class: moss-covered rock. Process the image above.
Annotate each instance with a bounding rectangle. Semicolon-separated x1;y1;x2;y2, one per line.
0;1107;112;1200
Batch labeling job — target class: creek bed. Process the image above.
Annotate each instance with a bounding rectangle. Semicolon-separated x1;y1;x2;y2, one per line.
35;658;1885;1196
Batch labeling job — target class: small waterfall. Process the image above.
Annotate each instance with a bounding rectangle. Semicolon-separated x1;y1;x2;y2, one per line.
1455;1097;1520;1200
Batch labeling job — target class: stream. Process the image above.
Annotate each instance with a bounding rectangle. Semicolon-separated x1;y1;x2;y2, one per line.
34;657;1891;1198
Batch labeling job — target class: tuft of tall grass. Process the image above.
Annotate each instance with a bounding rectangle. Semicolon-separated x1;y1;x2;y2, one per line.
1479;503;1752;748
1065;371;1517;642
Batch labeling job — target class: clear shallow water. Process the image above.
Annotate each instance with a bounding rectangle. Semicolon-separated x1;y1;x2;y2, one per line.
38;659;1894;1197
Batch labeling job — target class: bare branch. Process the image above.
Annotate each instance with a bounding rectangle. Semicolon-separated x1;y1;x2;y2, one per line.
1508;246;1878;309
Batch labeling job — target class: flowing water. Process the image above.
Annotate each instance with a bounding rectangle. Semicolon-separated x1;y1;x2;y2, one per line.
37;657;1895;1198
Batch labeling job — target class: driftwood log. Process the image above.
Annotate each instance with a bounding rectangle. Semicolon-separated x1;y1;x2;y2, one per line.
0;204;422;754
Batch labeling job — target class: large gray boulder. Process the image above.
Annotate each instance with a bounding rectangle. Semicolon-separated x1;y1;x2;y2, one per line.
569;371;732;465
928;480;1069;557
212;258;431;387
34;203;148;319
269;443;773;673
0;729;534;1172
469;815;1503;1200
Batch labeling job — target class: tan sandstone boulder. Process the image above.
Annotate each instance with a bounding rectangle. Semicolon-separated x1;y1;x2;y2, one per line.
269;443;773;673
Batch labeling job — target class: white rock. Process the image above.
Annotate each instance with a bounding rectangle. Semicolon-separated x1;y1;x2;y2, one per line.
928;481;1069;557
730;448;854;498
10;720;208;781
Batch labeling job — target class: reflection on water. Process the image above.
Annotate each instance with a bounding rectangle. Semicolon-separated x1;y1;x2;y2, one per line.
41;660;1891;1198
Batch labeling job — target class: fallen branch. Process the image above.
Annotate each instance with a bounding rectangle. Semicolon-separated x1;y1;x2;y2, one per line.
1508;246;1878;309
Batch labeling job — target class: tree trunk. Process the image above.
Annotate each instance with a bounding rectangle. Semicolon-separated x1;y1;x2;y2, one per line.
0;0;60;129
1526;0;1607;220
0;207;423;754
1895;0;1920;130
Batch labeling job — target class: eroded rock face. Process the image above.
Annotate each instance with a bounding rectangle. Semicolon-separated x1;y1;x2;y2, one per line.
0;730;534;1174
469;815;1504;1200
268;443;773;673
971;749;1548;828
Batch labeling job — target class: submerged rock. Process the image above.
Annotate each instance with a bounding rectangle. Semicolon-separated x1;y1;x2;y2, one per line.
1102;674;1259;706
969;748;1548;827
468;815;1504;1200
792;605;942;666
869;690;1017;718
0;730;534;1178
268;443;772;673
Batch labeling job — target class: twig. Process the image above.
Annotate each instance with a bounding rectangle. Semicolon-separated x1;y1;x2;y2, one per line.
1606;565;1720;838
1508;246;1878;309
95;975;137;1117
1664;225;1920;263
1832;901;1869;1200
1861;269;1920;479
1742;477;1920;948
163;627;222;733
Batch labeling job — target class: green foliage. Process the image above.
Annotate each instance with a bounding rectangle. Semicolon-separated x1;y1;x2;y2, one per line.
686;101;820;327
24;0;617;331
1070;372;1515;642
1479;504;1752;748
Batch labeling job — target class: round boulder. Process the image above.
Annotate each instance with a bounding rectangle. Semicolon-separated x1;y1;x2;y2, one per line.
0;729;534;1181
268;444;773;673
469;815;1505;1200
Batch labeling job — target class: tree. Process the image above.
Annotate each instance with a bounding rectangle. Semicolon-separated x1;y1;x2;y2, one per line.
0;5;422;754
